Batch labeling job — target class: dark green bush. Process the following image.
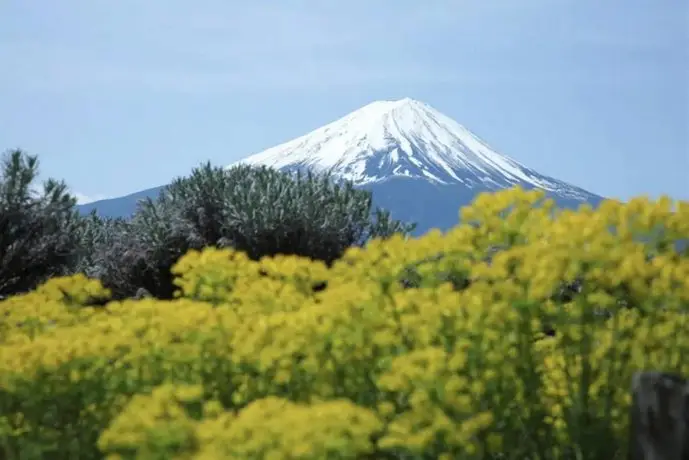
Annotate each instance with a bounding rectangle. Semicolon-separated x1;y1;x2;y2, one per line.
83;162;414;300
77;200;192;301
0;149;83;298
165;163;414;263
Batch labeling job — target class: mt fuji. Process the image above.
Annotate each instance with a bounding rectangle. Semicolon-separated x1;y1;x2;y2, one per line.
78;98;603;234
235;98;596;199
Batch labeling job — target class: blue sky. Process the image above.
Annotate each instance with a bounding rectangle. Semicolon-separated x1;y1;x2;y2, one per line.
1;0;687;203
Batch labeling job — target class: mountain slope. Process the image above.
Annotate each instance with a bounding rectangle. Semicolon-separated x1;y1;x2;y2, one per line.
233;98;598;202
77;186;167;217
78;98;603;235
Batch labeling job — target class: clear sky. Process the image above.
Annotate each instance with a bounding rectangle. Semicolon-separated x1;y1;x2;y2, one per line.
2;0;687;203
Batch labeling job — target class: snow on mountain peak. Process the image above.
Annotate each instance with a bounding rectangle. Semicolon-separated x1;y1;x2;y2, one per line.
230;98;592;200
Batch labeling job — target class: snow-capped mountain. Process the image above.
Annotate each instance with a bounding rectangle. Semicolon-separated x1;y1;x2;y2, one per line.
231;98;596;201
78;98;603;234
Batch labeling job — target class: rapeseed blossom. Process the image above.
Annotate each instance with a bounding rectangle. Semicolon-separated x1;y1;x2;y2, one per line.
0;186;686;459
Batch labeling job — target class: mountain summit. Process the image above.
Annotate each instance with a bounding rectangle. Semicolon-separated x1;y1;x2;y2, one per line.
232;98;595;201
78;98;603;234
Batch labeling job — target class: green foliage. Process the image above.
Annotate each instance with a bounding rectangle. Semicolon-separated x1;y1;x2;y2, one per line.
76;202;191;301
89;162;414;300
0;188;687;459
0;149;82;297
162;162;415;262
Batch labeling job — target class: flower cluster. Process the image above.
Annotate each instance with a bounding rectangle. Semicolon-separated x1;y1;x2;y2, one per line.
0;187;687;459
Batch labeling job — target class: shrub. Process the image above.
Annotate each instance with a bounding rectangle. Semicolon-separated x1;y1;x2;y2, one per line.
0;149;83;298
163;162;415;262
0;187;687;459
90;162;414;300
78;199;192;301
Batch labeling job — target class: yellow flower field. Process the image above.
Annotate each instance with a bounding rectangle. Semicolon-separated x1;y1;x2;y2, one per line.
0;188;687;459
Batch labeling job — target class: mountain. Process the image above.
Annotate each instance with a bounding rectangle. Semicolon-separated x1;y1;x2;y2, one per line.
78;98;604;235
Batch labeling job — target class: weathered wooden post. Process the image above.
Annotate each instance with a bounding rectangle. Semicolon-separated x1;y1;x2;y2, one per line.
629;372;689;460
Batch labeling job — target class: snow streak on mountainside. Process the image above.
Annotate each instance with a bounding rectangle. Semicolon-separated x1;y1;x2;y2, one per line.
230;98;595;201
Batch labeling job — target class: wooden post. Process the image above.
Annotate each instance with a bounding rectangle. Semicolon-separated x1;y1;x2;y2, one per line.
629;372;689;460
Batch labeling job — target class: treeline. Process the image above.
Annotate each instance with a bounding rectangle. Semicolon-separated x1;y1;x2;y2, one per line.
0;149;414;301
